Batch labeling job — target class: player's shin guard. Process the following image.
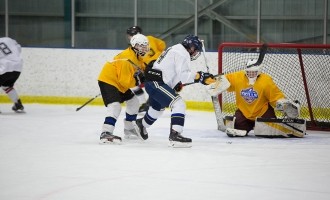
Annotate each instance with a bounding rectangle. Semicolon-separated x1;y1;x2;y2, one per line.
254;118;306;138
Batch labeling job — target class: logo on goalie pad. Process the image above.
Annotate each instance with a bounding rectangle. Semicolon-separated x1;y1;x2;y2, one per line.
240;87;258;104
282;118;295;123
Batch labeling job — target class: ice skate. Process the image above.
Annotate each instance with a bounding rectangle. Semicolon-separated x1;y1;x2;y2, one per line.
12;99;24;113
134;118;148;140
138;102;149;113
124;129;139;139
123;120;139;139
99;132;122;144
168;129;192;148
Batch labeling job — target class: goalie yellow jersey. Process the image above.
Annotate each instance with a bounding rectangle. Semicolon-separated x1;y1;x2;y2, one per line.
98;47;146;93
225;71;285;121
143;35;166;64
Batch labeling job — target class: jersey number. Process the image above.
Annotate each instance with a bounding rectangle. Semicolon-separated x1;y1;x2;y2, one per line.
149;48;155;57
0;42;12;55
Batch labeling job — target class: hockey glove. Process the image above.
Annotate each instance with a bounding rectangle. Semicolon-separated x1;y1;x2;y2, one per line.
194;71;216;85
134;70;145;85
130;86;144;96
174;81;183;92
276;99;301;118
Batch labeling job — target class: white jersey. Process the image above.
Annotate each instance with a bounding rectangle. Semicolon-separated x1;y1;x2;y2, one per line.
153;44;195;88
0;37;23;75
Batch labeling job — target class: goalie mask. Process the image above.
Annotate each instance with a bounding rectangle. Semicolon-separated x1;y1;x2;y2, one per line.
245;58;263;85
130;33;150;57
181;35;203;61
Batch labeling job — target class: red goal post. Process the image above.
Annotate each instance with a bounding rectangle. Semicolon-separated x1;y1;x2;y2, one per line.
217;42;330;131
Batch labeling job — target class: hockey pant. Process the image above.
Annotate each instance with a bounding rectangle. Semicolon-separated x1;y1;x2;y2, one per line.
143;81;185;133
234;104;276;134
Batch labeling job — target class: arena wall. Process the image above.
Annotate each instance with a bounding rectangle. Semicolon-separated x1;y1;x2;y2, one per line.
1;48;219;110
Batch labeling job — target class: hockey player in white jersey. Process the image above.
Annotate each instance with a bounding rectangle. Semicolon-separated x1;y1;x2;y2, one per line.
134;35;215;147
0;37;24;113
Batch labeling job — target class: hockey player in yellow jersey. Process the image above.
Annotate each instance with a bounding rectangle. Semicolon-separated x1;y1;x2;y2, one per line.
126;26;166;64
225;65;285;122
126;26;166;112
98;33;149;144
208;58;302;137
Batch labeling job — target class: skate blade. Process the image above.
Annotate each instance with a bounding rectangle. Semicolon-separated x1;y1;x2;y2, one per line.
134;128;148;141
124;135;139;140
14;110;26;113
99;138;122;145
168;141;192;148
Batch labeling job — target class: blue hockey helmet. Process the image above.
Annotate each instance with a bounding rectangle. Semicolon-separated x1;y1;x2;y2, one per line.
181;35;203;60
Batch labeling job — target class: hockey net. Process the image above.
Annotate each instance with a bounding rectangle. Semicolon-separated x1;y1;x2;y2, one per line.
217;42;330;131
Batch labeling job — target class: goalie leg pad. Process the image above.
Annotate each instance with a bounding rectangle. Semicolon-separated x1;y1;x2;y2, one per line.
224;116;235;129
206;75;230;96
212;96;226;131
254;118;306;138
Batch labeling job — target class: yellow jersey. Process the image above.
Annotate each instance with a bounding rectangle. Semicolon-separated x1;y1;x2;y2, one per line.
225;71;285;120
143;35;166;64
98;47;146;93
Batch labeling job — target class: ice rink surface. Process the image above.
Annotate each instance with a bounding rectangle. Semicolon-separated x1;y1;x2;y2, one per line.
1;104;330;200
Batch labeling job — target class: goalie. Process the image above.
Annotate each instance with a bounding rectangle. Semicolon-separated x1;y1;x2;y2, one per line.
207;58;305;138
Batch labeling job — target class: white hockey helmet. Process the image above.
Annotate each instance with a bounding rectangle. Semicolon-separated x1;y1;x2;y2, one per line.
245;58;263;84
130;33;150;57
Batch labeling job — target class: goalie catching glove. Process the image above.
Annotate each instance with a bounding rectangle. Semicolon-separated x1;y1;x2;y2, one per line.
194;71;215;85
275;99;301;118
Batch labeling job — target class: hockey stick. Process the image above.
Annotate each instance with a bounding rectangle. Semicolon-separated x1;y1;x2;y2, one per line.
183;73;223;86
184;43;268;87
201;40;210;73
76;93;101;111
200;40;227;131
247;43;268;68
257;118;305;137
75;59;143;112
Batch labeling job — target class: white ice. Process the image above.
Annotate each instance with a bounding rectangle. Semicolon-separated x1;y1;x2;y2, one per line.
1;104;330;200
